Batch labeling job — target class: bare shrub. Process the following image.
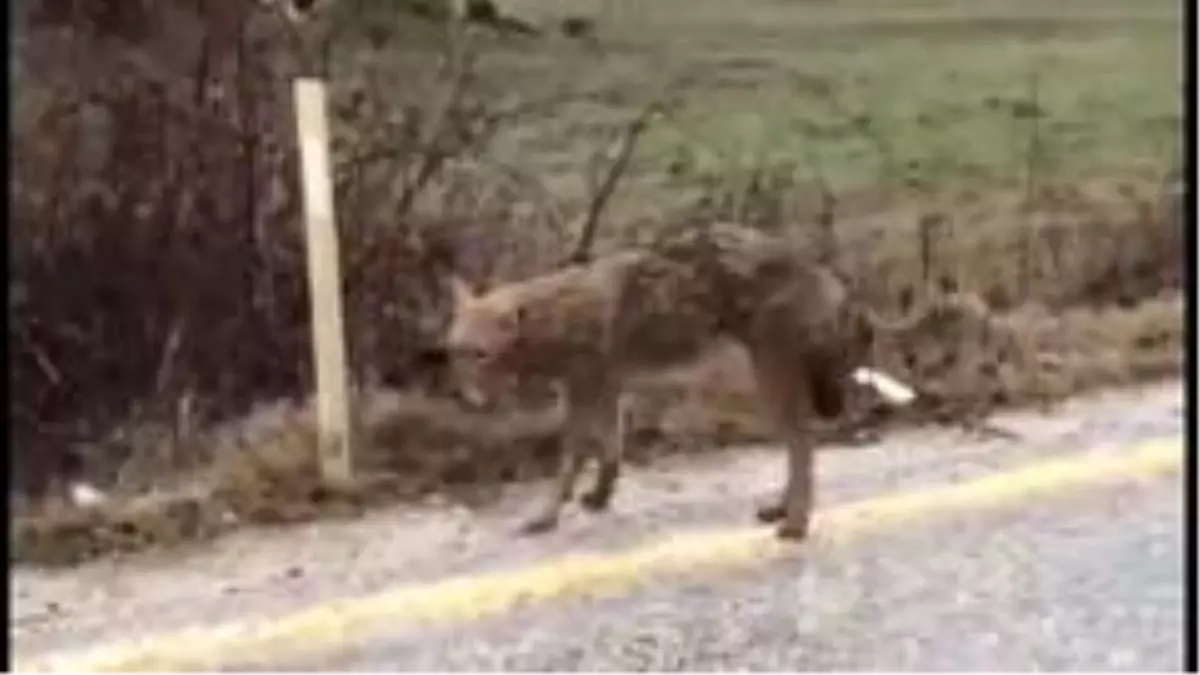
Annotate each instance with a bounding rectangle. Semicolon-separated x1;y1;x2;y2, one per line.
9;0;570;497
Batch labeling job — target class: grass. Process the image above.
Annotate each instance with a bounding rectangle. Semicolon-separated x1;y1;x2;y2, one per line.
494;0;1180;195
11;0;1184;566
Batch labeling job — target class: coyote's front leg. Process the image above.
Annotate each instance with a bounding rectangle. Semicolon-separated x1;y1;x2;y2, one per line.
579;389;627;512
520;378;619;533
519;443;584;534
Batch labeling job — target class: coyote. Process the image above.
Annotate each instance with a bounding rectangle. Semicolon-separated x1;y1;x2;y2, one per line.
444;222;910;540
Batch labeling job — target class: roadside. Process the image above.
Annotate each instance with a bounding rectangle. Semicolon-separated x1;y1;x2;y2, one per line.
11;380;1184;665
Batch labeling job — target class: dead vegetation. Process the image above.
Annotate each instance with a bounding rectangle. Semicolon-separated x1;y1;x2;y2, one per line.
9;0;1184;565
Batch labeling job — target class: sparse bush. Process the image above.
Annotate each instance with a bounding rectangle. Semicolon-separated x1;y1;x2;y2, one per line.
9;0;565;498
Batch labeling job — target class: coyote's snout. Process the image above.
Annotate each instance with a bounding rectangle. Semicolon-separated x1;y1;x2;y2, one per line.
444;222;908;540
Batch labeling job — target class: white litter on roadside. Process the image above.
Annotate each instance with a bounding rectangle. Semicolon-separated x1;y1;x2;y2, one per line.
852;367;918;406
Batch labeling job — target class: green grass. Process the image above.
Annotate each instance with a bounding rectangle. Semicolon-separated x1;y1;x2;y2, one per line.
489;0;1181;192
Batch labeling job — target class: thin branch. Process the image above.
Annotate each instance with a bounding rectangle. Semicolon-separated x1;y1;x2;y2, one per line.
1020;68;1044;209
564;86;689;266
473;156;570;237
394;37;480;216
1018;67;1044;302
333;90;583;217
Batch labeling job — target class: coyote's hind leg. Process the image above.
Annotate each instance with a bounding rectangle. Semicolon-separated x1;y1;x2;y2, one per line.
579;389;628;512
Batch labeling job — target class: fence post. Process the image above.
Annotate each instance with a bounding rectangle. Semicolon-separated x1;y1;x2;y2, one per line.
292;77;354;482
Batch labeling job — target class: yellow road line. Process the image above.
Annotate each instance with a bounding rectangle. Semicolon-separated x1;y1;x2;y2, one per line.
15;437;1183;673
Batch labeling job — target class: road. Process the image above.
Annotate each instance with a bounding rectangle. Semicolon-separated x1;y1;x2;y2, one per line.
284;463;1184;671
11;381;1189;672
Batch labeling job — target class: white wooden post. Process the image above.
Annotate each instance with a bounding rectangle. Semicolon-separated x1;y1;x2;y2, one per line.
292;77;354;482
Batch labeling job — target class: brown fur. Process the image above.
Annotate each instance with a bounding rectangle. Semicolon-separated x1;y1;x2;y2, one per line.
443;222;876;539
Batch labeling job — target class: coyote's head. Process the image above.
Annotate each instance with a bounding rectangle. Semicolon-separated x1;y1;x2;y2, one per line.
443;277;527;407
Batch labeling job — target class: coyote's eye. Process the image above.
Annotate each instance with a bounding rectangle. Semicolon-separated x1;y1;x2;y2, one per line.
450;345;493;363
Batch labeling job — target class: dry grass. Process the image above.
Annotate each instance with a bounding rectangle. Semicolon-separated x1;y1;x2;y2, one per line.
10;0;1183;566
14;292;1183;565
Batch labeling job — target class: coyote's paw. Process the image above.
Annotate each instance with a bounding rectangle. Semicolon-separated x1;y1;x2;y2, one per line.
775;518;810;541
755;502;786;523
518;513;559;535
579;489;612;512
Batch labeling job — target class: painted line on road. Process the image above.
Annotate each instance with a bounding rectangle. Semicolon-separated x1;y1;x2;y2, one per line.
15;437;1183;673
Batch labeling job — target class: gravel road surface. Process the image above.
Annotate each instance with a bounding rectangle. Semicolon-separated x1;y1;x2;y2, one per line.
277;469;1186;671
11;381;1188;671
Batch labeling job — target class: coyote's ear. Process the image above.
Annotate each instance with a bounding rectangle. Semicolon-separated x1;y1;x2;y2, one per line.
450;276;476;306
